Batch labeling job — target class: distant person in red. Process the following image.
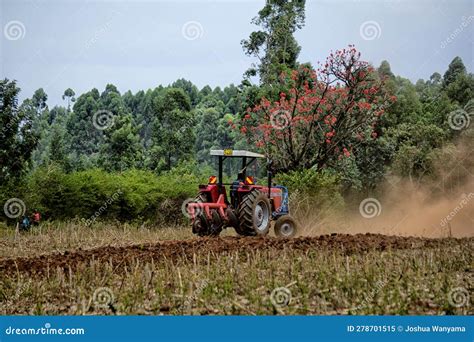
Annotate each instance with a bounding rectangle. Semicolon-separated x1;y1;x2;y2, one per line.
31;209;41;226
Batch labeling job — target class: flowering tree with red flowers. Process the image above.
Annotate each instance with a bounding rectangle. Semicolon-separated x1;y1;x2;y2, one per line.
239;46;396;172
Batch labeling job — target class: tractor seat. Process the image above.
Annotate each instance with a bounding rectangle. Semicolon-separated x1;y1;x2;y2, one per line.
231;180;242;193
230;180;243;207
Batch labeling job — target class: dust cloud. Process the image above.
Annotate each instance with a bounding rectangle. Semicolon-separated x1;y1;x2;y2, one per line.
298;129;474;238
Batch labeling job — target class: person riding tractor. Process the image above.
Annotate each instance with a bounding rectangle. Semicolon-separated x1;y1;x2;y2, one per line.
187;149;298;238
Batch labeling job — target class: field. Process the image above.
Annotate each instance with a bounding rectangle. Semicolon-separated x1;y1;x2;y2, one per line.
0;223;472;315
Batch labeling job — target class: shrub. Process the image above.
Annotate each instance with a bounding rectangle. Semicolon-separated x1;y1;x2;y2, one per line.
7;165;205;225
276;169;345;216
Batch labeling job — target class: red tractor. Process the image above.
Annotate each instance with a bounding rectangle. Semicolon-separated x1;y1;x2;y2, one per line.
187;149;298;238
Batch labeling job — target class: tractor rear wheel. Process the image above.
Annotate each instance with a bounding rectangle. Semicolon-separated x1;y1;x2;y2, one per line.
274;215;298;238
237;190;271;236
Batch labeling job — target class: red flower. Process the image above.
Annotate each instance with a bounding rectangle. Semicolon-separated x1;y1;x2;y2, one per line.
343;148;350;157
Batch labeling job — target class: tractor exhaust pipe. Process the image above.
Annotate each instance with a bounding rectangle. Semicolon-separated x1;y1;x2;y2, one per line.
267;158;273;199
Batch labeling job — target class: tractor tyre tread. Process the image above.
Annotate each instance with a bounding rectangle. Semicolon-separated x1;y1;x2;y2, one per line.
237;190;270;236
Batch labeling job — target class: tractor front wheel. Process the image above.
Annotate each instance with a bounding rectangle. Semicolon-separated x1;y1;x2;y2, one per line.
237;190;271;236
274;215;298;238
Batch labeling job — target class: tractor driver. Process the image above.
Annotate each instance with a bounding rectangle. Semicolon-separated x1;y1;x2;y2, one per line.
236;171;245;182
230;171;245;207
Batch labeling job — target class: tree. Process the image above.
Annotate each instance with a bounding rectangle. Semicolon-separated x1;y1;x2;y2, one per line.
47;106;67;126
99;114;143;171
62;88;76;111
241;0;306;85
0;79;38;183
27;88;50;136
27;104;69;169
32;88;48;114
172;79;199;106
348;136;393;190
49;124;69;169
197;93;225;112
387;123;447;183
442;56;466;88
239;46;395;172
444;72;474;106
381;77;421;128
377;60;394;79
66;88;102;160
195;108;221;164
147;88;195;171
126;87;164;146
199;85;213;101
222;84;241;114
441;57;473;106
429;72;442;86
416;81;453;129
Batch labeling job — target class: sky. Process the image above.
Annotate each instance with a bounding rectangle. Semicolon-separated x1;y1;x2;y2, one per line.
1;0;473;106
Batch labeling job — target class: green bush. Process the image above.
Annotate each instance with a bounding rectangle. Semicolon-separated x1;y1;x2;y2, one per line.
6;165;206;225
276;169;345;214
1;162;346;226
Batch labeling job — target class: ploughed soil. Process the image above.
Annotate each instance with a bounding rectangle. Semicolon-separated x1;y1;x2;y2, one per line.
0;234;471;276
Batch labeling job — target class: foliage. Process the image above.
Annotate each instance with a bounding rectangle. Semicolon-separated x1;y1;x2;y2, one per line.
242;0;306;84
15;166;203;224
147;88;195;171
1;0;472;221
0;79;38;185
442;56;466;88
99;114;143;171
240;46;395;172
66;87;103;158
275;168;344;212
62;88;76;111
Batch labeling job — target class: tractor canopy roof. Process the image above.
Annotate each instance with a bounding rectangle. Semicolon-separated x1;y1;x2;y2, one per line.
210;149;265;158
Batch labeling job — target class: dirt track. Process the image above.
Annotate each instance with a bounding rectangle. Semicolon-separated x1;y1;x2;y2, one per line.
0;234;472;276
